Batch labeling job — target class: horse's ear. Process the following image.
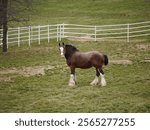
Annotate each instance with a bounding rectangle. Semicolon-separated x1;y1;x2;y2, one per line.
59;43;60;46
62;42;65;46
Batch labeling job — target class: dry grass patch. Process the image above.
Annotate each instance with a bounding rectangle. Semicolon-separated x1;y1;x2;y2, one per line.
0;65;54;81
110;60;133;65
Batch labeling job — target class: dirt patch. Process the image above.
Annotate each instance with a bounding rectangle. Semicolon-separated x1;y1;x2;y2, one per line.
143;60;150;62
0;77;11;82
0;65;54;79
136;44;150;51
141;59;150;63
68;35;93;42
110;60;133;65
30;47;52;53
21;65;54;77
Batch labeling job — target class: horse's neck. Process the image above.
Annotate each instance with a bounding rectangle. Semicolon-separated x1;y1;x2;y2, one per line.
65;50;78;60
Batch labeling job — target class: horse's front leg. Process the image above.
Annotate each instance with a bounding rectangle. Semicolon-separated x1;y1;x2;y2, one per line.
69;67;76;87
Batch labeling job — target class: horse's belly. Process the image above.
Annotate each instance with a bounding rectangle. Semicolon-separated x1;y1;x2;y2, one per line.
75;61;92;69
78;65;92;69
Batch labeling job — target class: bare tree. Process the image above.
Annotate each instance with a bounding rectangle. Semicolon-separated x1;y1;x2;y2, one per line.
0;0;8;52
0;1;3;47
0;0;32;52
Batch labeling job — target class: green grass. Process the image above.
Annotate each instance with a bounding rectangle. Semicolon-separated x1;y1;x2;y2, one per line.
9;0;150;27
0;39;150;112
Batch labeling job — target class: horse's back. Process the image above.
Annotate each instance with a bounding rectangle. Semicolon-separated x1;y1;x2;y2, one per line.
76;51;102;57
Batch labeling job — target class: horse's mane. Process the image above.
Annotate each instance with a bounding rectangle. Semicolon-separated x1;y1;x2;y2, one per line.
64;44;79;59
65;44;78;51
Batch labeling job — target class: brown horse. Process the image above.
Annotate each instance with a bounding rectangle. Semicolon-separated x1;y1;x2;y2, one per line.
59;42;108;87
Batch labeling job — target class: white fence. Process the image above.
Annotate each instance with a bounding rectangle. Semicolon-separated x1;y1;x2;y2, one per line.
0;21;150;48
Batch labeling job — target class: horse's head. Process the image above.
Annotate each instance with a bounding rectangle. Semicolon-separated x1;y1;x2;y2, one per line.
58;42;78;59
59;42;65;57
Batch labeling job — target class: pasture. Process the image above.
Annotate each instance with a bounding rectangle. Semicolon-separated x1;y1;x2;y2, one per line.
10;0;150;26
0;39;150;112
0;0;150;112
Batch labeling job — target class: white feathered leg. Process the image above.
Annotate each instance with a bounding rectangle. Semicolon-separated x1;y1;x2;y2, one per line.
69;74;76;86
90;76;99;85
100;73;106;86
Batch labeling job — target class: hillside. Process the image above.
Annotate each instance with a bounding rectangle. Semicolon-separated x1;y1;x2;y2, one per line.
10;0;150;27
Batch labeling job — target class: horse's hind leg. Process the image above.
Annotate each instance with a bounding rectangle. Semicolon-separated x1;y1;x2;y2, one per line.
98;69;107;87
90;68;100;86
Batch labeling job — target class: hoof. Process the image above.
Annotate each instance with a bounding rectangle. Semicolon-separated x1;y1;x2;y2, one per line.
90;76;99;86
90;81;99;86
101;81;106;87
68;82;76;87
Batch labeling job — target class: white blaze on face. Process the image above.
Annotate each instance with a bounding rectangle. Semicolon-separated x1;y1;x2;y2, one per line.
59;46;64;56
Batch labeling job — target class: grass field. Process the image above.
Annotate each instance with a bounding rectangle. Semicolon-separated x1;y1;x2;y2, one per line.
0;0;150;112
0;39;150;112
10;0;150;27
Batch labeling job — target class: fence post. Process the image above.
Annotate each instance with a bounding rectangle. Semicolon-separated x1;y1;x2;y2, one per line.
63;23;64;38
59;24;61;41
0;29;2;45
7;31;8;49
30;26;32;43
38;25;40;45
95;26;97;41
57;24;59;42
18;27;20;47
48;25;50;43
28;26;31;46
127;24;130;42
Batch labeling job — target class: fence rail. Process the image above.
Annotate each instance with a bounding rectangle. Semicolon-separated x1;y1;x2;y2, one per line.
0;21;150;48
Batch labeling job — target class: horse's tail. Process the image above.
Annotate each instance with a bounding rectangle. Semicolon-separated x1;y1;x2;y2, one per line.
103;54;108;65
